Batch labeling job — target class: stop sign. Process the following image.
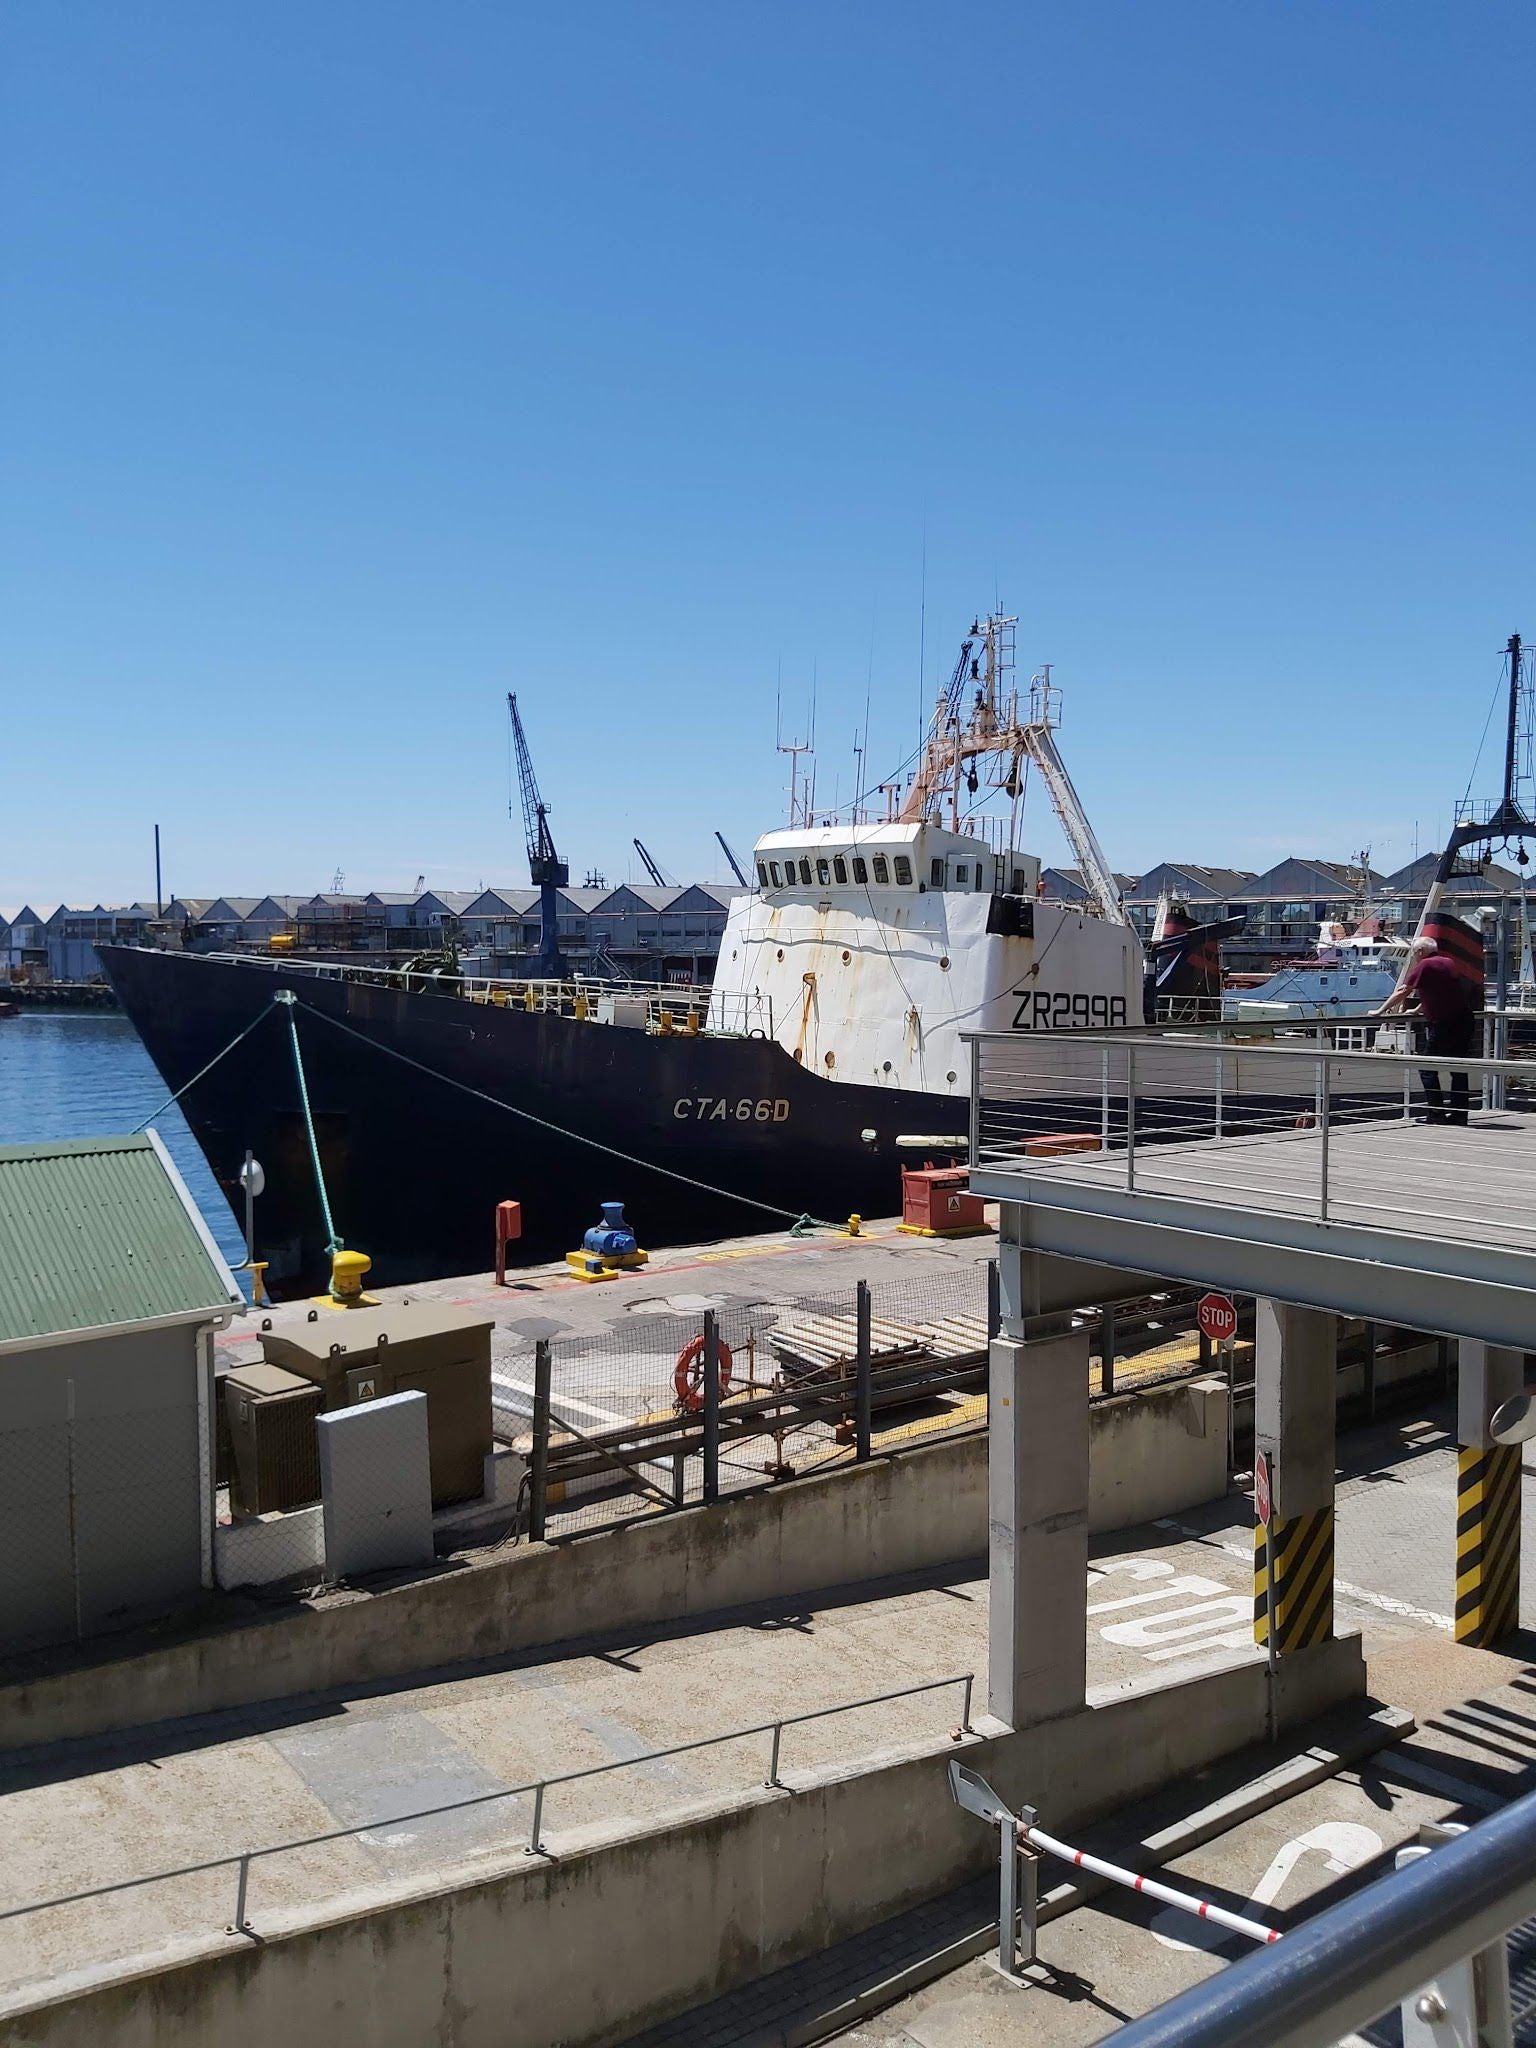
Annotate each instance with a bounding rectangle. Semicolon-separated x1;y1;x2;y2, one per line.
1197;1292;1238;1345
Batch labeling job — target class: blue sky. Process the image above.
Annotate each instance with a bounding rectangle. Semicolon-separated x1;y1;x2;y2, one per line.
3;1;1532;909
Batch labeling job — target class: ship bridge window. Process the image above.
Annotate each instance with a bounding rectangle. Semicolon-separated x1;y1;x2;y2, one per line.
833;856;848;885
817;858;831;886
893;855;913;886
930;859;945;889
955;863;968;884
768;860;782;886
852;856;869;885
799;858;813;885
872;854;890;884
756;861;769;888
975;864;987;891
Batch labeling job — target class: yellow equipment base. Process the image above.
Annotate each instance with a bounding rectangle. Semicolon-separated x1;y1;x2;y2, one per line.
895;1223;993;1239
564;1247;650;1282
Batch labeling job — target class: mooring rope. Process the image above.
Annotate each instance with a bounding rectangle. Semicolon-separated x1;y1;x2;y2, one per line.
277;994;344;1254
293;995;833;1235
131;1002;276;1134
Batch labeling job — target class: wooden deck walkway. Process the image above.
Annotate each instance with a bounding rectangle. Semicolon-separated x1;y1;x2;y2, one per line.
972;1109;1536;1348
987;1110;1536;1259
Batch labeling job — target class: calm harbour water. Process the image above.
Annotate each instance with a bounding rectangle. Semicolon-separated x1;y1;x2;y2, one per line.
0;1009;248;1272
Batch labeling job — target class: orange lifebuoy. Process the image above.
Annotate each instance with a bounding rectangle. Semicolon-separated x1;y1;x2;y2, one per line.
674;1333;733;1411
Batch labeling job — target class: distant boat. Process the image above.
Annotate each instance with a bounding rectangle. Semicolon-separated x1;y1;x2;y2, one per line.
1222;924;1412;1023
1143;896;1248;1022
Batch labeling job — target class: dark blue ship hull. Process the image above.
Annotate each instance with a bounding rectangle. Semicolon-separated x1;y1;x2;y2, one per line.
100;949;970;1294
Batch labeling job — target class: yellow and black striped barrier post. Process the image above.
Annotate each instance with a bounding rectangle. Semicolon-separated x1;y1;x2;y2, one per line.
1254;1507;1335;1654
1455;1444;1521;1646
1454;1340;1524;1649
1252;1301;1339;1662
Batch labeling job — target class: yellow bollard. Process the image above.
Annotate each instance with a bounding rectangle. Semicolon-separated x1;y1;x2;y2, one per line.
846;1214;862;1237
329;1247;372;1304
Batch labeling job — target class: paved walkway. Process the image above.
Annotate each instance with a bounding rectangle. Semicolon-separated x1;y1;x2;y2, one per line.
0;1517;1269;2001
2;1395;1526;2027
620;1399;1536;2046
846;1679;1536;2048
627;1670;1536;2047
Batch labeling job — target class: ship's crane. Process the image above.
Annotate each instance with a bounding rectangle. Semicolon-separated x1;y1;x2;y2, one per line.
714;832;750;888
900;614;1128;927
507;693;568;977
633;839;675;888
1017;684;1127;928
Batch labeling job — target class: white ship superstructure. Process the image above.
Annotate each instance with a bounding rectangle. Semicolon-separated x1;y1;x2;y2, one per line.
710;821;1139;1093
709;612;1144;1093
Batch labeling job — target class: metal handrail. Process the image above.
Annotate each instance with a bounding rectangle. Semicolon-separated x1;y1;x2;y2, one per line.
192;950;720;1006
971;1031;1536;1241
969;1025;1535;1075
171;950;774;1036
1109;1780;1536;2048
0;1672;974;1939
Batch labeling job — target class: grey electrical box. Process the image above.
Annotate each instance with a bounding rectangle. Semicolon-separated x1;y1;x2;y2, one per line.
260;1302;494;1507
223;1363;323;1517
317;1391;434;1579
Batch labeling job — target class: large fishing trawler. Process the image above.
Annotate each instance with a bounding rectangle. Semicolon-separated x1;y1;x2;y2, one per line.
104;615;1160;1292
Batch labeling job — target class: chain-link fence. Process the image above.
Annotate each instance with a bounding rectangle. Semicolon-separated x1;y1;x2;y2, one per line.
528;1261;996;1539
0;1397;213;1673
7;1263;1359;1668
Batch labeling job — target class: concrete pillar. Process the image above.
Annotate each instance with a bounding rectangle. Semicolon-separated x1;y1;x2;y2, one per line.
1454;1342;1523;1646
988;1326;1091;1728
1252;1301;1337;1656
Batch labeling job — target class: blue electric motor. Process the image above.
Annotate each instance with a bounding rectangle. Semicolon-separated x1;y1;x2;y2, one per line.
582;1201;638;1259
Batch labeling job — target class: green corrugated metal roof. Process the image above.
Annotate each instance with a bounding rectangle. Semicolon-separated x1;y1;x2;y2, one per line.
0;1134;242;1347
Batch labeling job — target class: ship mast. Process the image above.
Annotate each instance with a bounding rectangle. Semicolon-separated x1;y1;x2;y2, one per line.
776;670;816;829
1401;633;1534;979
899;613;1127;925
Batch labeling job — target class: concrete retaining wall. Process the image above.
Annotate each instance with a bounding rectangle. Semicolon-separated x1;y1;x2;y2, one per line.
0;1636;1364;2048
0;1377;1228;1757
1087;1374;1226;1534
213;1507;325;1590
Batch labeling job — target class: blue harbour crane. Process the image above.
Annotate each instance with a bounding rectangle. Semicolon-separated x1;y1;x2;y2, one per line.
507;693;569;978
632;839;673;888
714;832;750;887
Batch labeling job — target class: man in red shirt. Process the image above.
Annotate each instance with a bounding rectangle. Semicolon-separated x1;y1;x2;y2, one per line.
1378;935;1478;1124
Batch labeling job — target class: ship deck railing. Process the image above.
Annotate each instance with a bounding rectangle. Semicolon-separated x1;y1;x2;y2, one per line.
179;950;774;1037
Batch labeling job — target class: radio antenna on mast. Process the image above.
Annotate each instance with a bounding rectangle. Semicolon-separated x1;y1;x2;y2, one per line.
776;664;815;830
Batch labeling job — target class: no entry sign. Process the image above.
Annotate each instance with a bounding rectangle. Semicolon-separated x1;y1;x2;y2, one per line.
1254;1448;1272;1527
1197;1292;1238;1345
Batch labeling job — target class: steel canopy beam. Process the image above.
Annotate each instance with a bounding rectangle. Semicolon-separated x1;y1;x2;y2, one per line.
972;1169;1536;1350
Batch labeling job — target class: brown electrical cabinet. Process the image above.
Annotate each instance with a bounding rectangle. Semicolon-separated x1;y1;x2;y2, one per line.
259;1302;494;1507
223;1363;324;1516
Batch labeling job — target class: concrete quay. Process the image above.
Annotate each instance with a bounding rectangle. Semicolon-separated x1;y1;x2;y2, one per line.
0;1197;1508;2045
628;1401;1536;2047
0;1392;1516;2040
0;1524;1366;2044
